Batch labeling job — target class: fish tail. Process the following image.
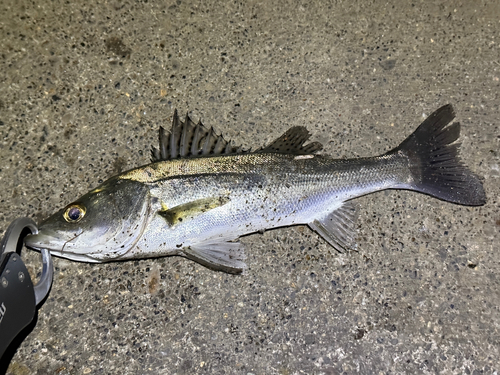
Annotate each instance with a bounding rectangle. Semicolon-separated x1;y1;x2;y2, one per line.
390;104;486;206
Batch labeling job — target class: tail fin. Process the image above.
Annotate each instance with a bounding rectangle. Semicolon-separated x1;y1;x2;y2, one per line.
391;104;486;206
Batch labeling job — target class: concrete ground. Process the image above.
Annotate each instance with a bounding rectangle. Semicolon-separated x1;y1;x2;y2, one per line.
1;0;499;374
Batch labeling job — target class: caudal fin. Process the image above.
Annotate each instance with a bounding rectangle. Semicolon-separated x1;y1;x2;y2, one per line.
391;104;486;206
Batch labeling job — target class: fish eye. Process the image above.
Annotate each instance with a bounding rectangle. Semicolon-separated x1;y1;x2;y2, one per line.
63;203;86;223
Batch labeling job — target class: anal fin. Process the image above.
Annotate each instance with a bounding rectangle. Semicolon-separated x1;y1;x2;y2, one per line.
308;201;358;253
181;241;247;274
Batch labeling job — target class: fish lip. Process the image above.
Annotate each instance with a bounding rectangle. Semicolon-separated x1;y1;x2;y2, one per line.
24;226;86;251
24;233;103;263
24;232;65;252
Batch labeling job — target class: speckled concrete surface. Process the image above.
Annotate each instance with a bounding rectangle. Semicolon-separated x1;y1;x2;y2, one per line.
1;0;499;374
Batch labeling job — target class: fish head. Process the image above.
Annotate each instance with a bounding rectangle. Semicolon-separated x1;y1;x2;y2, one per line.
25;177;151;262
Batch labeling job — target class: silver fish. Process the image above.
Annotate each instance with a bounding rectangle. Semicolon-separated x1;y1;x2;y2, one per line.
25;105;486;273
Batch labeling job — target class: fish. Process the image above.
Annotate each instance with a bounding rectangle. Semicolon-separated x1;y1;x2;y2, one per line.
25;104;486;274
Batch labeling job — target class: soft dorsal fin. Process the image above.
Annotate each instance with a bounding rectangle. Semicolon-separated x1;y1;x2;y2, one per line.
258;126;323;155
151;110;246;162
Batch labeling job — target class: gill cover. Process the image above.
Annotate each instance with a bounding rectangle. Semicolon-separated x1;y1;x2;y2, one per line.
26;177;151;262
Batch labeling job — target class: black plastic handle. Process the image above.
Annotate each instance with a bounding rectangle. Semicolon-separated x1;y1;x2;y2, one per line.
0;252;36;358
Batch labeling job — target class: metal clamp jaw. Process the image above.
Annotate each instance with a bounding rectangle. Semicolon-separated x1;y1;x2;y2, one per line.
0;218;53;306
0;217;54;360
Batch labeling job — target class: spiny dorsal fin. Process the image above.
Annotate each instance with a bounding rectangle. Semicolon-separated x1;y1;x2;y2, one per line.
151;109;246;162
258;126;323;155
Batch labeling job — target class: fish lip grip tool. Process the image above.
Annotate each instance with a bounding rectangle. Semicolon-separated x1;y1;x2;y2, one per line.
0;217;54;361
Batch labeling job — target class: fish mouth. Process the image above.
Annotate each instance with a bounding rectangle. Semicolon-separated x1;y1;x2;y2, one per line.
25;231;66;252
24;231;102;263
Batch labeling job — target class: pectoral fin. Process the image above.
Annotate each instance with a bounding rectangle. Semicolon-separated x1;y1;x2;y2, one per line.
158;196;230;226
181;241;247;274
309;202;358;253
